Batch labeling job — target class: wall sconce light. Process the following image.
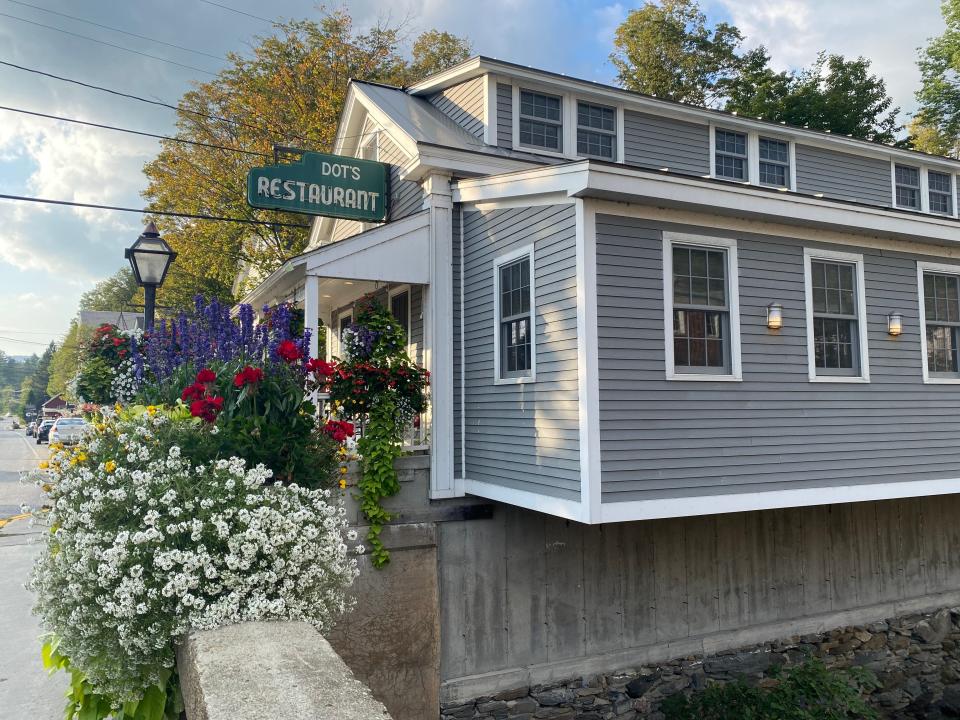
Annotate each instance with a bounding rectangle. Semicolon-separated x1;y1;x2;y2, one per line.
766;303;783;330
887;312;903;337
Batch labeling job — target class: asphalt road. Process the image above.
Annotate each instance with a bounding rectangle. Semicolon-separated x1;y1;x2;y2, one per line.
0;427;67;718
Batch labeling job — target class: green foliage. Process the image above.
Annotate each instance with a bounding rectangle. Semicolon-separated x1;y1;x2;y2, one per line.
914;0;960;156
611;0;745;107
75;357;115;406
356;395;403;567
79;267;140;312
42;635;182;720
661;659;879;720
47;321;92;400
141;9;471;310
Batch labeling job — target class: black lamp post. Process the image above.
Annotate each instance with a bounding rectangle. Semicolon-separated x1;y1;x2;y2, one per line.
125;222;176;330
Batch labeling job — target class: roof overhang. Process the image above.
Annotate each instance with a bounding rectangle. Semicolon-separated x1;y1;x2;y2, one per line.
454;161;960;248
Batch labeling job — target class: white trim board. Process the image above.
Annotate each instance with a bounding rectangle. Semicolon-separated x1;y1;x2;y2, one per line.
917;259;960;384
802;247;871;383
462;478;582;522
662;232;743;382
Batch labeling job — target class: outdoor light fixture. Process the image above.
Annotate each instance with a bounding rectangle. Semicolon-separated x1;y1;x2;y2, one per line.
766;303;783;330
887;312;903;337
125;222;176;330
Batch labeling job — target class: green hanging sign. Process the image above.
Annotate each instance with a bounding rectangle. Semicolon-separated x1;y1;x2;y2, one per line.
246;151;388;222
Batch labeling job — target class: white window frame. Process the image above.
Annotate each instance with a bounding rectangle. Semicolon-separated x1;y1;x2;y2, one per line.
493;244;537;385
662;232;742;382
388;283;413;352
576;100;617;161
803;247;870;383
890;160;959;218
335;308;353;359
709;123;796;192
917;260;960;384
515;86;565;156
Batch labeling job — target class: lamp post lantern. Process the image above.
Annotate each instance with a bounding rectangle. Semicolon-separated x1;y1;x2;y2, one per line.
125;222;176;330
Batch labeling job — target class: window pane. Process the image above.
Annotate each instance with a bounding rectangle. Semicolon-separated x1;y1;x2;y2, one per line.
759;138;788;162
707;250;725;280
759;161;787;187
691;250;708;277
708;279;725;306
813;317;856;370
895;165;919;187
674;274;691;304
715;154;745;179
690;276;708;305
577;102;615;131
519;119;560;150
673;309;726;369
577;129;614;158
839;290;855;316
520;90;560;121
928;325;959;373
716;130;746;155
839;265;853;291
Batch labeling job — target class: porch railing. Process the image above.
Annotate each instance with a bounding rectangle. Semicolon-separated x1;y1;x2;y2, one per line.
312;391;429;451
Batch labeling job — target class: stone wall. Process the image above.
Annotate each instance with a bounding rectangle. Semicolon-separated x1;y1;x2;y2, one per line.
440;605;960;720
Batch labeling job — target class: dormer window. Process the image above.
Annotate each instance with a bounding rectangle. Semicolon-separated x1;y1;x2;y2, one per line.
929;170;953;215
577;101;616;160
895;165;921;210
519;89;562;151
714;129;747;180
758;137;789;188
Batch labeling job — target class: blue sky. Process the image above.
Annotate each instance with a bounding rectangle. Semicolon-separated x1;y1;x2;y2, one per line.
0;0;948;357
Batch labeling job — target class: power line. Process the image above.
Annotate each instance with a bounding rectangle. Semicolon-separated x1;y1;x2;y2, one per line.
0;335;52;347
2;0;229;62
0;105;270;158
0;11;218;76
0;194;310;228
197;0;274;24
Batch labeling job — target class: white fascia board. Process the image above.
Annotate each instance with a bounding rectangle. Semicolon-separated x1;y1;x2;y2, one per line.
462;479;583;522
455;162;960;248
406;56;484;94
471;59;960;171
402;144;541;182
599;478;960;524
303;211;431;284
238;255;307;308
350;84;419;159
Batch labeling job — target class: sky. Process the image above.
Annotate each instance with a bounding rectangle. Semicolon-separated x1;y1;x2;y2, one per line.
0;0;949;357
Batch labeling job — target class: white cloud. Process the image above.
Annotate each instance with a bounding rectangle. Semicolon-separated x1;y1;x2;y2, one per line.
712;0;944;120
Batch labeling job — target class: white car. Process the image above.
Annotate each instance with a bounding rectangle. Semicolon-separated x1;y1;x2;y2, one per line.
49;417;90;446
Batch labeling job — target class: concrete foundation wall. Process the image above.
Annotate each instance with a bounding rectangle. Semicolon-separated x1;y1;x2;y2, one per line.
439;494;960;704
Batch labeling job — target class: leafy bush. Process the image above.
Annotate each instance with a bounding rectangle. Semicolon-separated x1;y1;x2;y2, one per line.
661;658;879;720
29;406;360;719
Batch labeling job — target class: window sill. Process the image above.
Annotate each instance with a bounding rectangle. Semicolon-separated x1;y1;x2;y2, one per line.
494;375;537;386
808;375;870;383
924;376;960;384
666;372;742;382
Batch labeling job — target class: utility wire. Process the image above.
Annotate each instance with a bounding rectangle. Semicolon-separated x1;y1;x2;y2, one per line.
0;194;311;228
0;105;271;158
0;11;218;76
2;0;229;62
0;335;53;347
197;0;274;24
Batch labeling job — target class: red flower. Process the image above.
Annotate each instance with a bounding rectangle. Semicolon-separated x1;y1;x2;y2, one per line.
189;395;223;423
208;395;224;411
277;340;302;363
118;349;127;358
112;337;123;346
233;366;264;388
196;368;217;384
181;382;206;402
322;420;355;443
306;358;335;377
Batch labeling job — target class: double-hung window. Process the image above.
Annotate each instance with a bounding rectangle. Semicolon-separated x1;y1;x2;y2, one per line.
519;90;562;152
929;170;953;215
804;249;869;381
664;233;741;380
895;164;921;210
918;263;960;382
389;288;410;345
577;101;616;159
758;137;789;188
714;129;747;180
494;247;535;382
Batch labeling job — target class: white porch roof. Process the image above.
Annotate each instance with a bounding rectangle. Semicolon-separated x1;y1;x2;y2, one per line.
239;210;431;312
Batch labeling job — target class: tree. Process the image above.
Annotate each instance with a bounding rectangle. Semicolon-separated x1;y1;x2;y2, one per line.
408;30;472;80
142;10;471;310
47;320;91;398
79;267;140;312
726;52;901;144
20;343;55;415
610;0;746;107
914;0;960;157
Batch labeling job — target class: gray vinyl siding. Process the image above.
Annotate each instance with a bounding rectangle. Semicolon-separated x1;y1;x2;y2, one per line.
795;144;891;207
623;110;710;176
595;212;960;503
430;77;485;139
379;133;422;221
496;83;512;149
453;208;463;478
462;204;580;499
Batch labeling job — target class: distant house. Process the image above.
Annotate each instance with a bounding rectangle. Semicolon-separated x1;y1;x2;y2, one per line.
78;310;144;331
240;57;960;718
41;394;69;418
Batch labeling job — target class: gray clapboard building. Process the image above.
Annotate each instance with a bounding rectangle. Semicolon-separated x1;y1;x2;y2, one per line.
242;57;960;717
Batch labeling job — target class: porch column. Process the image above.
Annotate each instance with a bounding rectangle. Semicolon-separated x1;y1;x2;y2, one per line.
304;273;320;360
423;172;458;498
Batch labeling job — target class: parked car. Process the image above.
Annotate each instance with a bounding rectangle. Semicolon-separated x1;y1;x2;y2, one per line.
49;417;90;446
25;421;36;437
35;419;56;444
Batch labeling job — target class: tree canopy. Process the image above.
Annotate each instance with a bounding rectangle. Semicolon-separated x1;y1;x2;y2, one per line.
79;267;140;312
913;0;960;156
142;10;471;310
611;0;901;143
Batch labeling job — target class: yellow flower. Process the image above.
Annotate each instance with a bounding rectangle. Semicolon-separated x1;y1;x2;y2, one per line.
146;406;157;416
76;453;87;464
338;478;347;489
38;461;49;470
339;466;348;475
114;403;122;413
104;460;117;474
